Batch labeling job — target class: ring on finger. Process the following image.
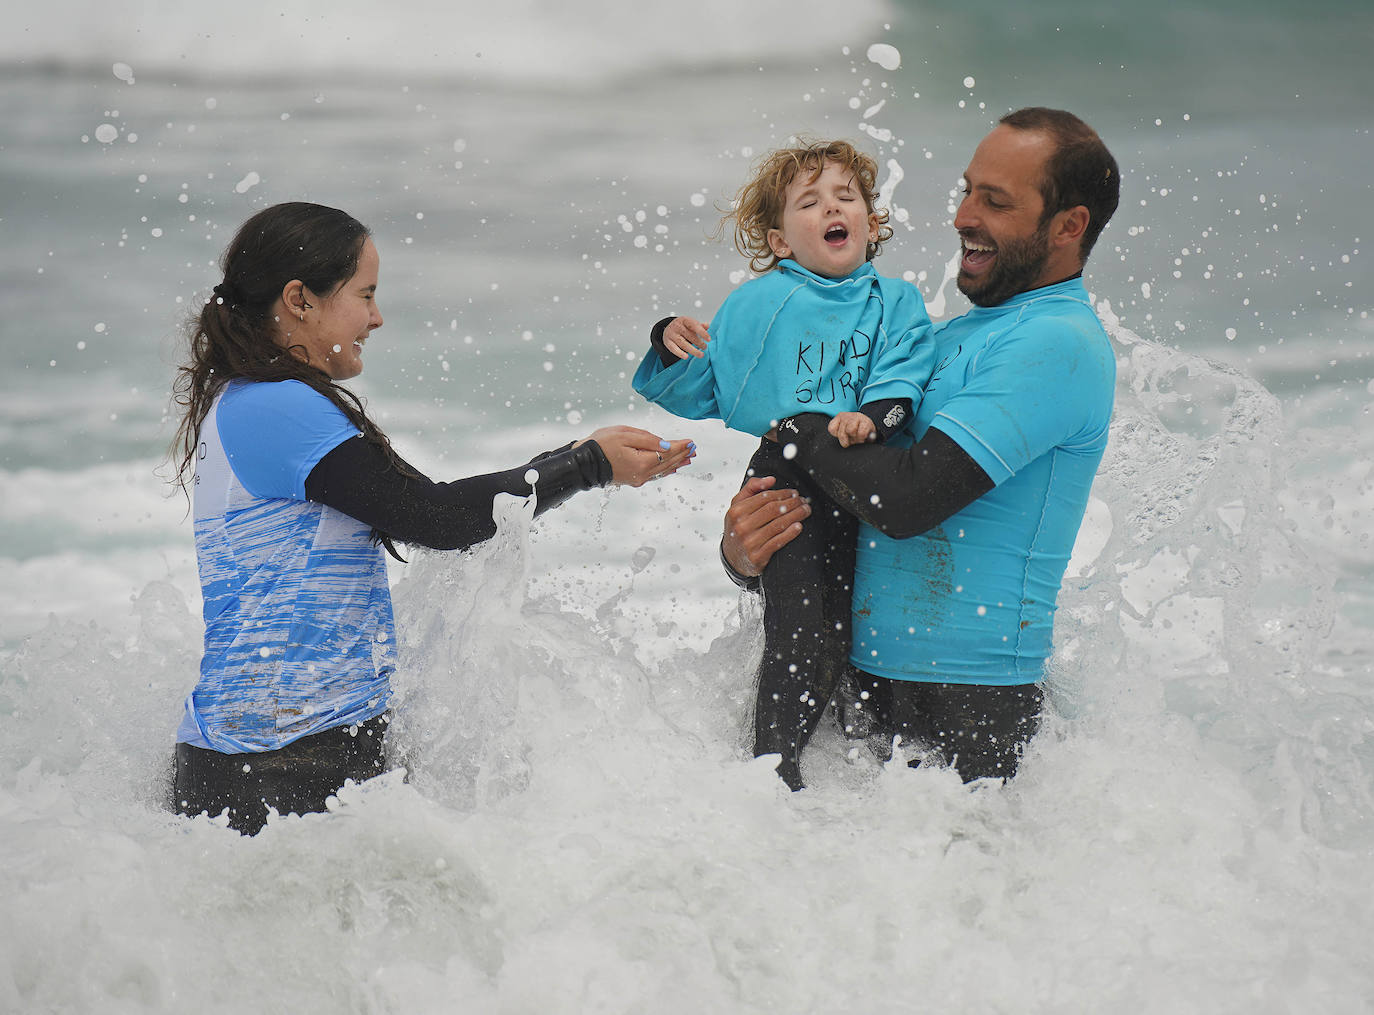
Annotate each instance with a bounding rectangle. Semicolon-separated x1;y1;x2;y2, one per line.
656;451;663;464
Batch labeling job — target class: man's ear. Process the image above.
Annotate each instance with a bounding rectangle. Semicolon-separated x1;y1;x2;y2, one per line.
766;228;792;260
1052;205;1090;251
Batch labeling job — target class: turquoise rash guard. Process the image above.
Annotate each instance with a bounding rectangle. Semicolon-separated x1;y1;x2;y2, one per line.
632;259;935;435
851;277;1116;685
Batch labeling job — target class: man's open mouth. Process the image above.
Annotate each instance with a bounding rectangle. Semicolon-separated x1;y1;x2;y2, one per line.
961;239;996;272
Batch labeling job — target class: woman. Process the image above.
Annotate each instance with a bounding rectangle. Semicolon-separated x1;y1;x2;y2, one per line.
170;202;692;834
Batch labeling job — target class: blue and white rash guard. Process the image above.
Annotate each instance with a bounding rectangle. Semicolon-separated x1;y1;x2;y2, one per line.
177;379;397;753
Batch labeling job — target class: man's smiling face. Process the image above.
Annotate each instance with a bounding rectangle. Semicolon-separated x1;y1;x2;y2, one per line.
954;125;1060;307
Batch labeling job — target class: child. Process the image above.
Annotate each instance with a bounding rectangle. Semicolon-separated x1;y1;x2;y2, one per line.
633;140;936;789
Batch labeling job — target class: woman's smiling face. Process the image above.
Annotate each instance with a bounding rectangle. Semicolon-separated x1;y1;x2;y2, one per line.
291;237;383;380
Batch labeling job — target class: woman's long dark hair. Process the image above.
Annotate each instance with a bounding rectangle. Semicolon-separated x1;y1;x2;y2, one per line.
171;202;412;558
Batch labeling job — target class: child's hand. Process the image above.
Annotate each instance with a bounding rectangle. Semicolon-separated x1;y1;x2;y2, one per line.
663;317;711;359
828;411;876;448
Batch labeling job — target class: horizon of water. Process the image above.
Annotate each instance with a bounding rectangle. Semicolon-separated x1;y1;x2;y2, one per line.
2;1;1373;1011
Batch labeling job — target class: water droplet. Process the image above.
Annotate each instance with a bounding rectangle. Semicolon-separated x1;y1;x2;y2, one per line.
866;43;901;71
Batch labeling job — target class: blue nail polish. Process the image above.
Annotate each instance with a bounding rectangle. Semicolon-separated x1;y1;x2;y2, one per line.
659;440;671;450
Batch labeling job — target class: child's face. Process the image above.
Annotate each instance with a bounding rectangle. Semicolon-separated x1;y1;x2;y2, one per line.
766;159;880;278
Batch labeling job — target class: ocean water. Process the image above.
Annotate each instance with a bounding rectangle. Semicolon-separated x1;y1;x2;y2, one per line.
3;0;1373;1011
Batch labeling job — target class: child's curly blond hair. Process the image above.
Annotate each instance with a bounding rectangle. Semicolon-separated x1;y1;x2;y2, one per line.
728;139;892;274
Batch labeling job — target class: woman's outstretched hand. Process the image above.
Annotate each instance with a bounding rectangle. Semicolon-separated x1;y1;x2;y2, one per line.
582;426;695;487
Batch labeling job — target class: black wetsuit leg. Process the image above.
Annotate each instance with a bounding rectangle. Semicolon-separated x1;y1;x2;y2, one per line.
852;673;1043;782
748;439;857;790
172;713;391;835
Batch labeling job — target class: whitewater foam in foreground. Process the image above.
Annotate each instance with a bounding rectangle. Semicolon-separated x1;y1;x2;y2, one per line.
3;315;1371;1012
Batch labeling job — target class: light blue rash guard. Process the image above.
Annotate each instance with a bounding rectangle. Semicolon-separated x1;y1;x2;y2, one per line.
632;259;935;436
852;277;1116;685
177;379;397;753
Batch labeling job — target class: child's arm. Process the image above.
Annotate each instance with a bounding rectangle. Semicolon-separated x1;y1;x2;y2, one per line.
650;316;711;366
859;397;913;443
858;280;936;422
635;315;722;422
825;398;912;447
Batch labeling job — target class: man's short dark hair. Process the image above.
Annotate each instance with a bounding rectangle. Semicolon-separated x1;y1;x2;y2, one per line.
1000;107;1120;260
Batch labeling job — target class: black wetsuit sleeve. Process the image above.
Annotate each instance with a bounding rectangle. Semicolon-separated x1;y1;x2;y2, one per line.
303;435;613;551
719;540;763;592
649;316;682;368
775;412;994;539
859;397;912;443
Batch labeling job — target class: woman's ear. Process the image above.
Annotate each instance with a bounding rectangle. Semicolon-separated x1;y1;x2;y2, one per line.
281;279;309;321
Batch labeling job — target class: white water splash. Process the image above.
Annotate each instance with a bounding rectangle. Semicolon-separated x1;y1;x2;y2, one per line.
867;43;901;70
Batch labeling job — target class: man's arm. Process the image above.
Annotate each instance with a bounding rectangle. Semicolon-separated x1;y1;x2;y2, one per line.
776;413;994;539
716;418;991;583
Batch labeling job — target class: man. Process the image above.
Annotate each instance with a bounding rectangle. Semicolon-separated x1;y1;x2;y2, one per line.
721;107;1120;787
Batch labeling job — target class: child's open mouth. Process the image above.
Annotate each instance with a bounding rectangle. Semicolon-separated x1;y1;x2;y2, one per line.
824;223;849;245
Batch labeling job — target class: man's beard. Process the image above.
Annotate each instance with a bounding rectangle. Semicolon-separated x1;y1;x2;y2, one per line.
957;218;1052;308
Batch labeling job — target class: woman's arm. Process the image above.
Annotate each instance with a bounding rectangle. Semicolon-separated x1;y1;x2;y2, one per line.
304;436;613;551
776;413;994;539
